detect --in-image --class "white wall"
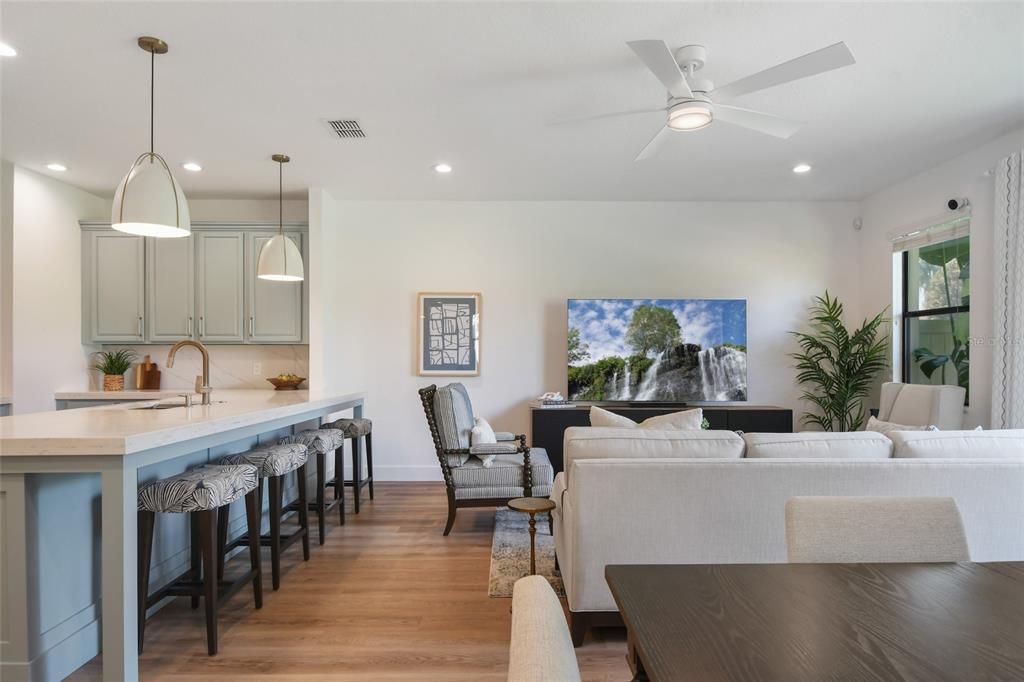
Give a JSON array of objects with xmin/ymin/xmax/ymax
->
[
  {"xmin": 11, "ymin": 167, "xmax": 106, "ymax": 413},
  {"xmin": 0, "ymin": 160, "xmax": 13, "ymax": 400},
  {"xmin": 313, "ymin": 200, "xmax": 862, "ymax": 480},
  {"xmin": 858, "ymin": 126, "xmax": 1024, "ymax": 428}
]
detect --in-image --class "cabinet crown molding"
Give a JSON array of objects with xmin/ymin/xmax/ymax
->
[{"xmin": 80, "ymin": 220, "xmax": 308, "ymax": 231}]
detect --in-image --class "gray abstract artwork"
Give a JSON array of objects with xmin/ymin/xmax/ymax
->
[{"xmin": 422, "ymin": 296, "xmax": 478, "ymax": 372}]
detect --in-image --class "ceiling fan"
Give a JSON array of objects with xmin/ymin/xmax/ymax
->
[{"xmin": 593, "ymin": 40, "xmax": 855, "ymax": 161}]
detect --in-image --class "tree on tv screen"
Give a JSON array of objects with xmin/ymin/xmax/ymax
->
[{"xmin": 624, "ymin": 304, "xmax": 682, "ymax": 355}]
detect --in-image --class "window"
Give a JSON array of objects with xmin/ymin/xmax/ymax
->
[{"xmin": 900, "ymin": 235, "xmax": 970, "ymax": 399}]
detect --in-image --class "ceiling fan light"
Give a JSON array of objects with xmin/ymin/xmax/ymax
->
[
  {"xmin": 257, "ymin": 234, "xmax": 304, "ymax": 281},
  {"xmin": 667, "ymin": 101, "xmax": 714, "ymax": 131},
  {"xmin": 112, "ymin": 153, "xmax": 191, "ymax": 238}
]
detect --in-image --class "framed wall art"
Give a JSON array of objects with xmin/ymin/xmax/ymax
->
[{"xmin": 417, "ymin": 292, "xmax": 481, "ymax": 376}]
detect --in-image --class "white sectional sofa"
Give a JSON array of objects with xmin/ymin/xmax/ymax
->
[{"xmin": 551, "ymin": 427, "xmax": 1024, "ymax": 645}]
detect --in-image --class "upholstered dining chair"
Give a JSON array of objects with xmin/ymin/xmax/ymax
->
[
  {"xmin": 419, "ymin": 383, "xmax": 554, "ymax": 535},
  {"xmin": 785, "ymin": 496, "xmax": 970, "ymax": 563}
]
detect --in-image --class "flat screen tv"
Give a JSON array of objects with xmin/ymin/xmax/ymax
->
[{"xmin": 568, "ymin": 298, "xmax": 747, "ymax": 402}]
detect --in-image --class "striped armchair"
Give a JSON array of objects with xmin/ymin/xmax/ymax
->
[{"xmin": 419, "ymin": 383, "xmax": 553, "ymax": 535}]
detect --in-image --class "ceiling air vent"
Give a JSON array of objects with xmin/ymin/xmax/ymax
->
[{"xmin": 327, "ymin": 120, "xmax": 365, "ymax": 139}]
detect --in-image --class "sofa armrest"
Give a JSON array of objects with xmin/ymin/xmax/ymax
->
[
  {"xmin": 509, "ymin": 576, "xmax": 581, "ymax": 682},
  {"xmin": 551, "ymin": 471, "xmax": 568, "ymax": 517}
]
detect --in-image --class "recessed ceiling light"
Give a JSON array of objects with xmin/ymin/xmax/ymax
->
[
  {"xmin": 792, "ymin": 163, "xmax": 812, "ymax": 174},
  {"xmin": 433, "ymin": 163, "xmax": 453, "ymax": 174},
  {"xmin": 0, "ymin": 42, "xmax": 16, "ymax": 57},
  {"xmin": 46, "ymin": 163, "xmax": 67, "ymax": 172},
  {"xmin": 182, "ymin": 162, "xmax": 202, "ymax": 172}
]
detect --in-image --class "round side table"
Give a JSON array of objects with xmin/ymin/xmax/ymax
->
[{"xmin": 508, "ymin": 497, "xmax": 556, "ymax": 575}]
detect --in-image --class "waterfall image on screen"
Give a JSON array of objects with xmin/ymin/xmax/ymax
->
[{"xmin": 568, "ymin": 299, "xmax": 747, "ymax": 402}]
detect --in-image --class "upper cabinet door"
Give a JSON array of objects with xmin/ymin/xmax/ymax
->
[
  {"xmin": 147, "ymin": 236, "xmax": 195, "ymax": 342},
  {"xmin": 246, "ymin": 232, "xmax": 304, "ymax": 343},
  {"xmin": 196, "ymin": 232, "xmax": 245, "ymax": 343},
  {"xmin": 83, "ymin": 231, "xmax": 146, "ymax": 343}
]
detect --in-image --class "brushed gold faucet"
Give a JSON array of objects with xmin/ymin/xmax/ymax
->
[{"xmin": 167, "ymin": 339, "xmax": 213, "ymax": 405}]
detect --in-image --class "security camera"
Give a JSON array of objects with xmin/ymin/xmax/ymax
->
[{"xmin": 947, "ymin": 198, "xmax": 970, "ymax": 211}]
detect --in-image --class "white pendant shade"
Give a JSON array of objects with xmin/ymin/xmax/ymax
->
[
  {"xmin": 112, "ymin": 153, "xmax": 191, "ymax": 238},
  {"xmin": 257, "ymin": 234, "xmax": 304, "ymax": 281}
]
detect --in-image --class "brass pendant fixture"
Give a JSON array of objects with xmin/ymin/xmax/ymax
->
[
  {"xmin": 111, "ymin": 36, "xmax": 191, "ymax": 238},
  {"xmin": 256, "ymin": 154, "xmax": 304, "ymax": 282}
]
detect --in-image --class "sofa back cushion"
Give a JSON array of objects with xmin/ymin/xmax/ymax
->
[
  {"xmin": 563, "ymin": 427, "xmax": 743, "ymax": 479},
  {"xmin": 743, "ymin": 431, "xmax": 892, "ymax": 459},
  {"xmin": 890, "ymin": 430, "xmax": 1024, "ymax": 459}
]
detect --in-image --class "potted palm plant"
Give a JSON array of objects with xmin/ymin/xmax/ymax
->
[
  {"xmin": 790, "ymin": 292, "xmax": 889, "ymax": 431},
  {"xmin": 91, "ymin": 348, "xmax": 138, "ymax": 391}
]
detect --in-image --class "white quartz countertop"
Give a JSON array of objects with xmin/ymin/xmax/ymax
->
[
  {"xmin": 0, "ymin": 390, "xmax": 364, "ymax": 457},
  {"xmin": 55, "ymin": 389, "xmax": 200, "ymax": 400},
  {"xmin": 0, "ymin": 396, "xmax": 11, "ymax": 405}
]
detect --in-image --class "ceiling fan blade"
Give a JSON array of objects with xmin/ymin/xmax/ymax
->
[
  {"xmin": 551, "ymin": 106, "xmax": 667, "ymax": 126},
  {"xmin": 634, "ymin": 125, "xmax": 672, "ymax": 162},
  {"xmin": 715, "ymin": 104, "xmax": 804, "ymax": 138},
  {"xmin": 712, "ymin": 42, "xmax": 855, "ymax": 101},
  {"xmin": 627, "ymin": 40, "xmax": 693, "ymax": 100}
]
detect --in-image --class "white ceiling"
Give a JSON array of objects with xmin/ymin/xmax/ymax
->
[{"xmin": 2, "ymin": 1, "xmax": 1023, "ymax": 201}]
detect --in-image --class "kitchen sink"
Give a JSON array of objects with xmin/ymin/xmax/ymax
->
[{"xmin": 131, "ymin": 400, "xmax": 225, "ymax": 410}]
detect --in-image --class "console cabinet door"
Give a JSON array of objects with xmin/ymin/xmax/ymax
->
[
  {"xmin": 245, "ymin": 231, "xmax": 304, "ymax": 343},
  {"xmin": 146, "ymin": 236, "xmax": 195, "ymax": 342},
  {"xmin": 83, "ymin": 231, "xmax": 145, "ymax": 343},
  {"xmin": 195, "ymin": 232, "xmax": 245, "ymax": 343}
]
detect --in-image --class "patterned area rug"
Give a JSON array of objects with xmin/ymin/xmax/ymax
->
[{"xmin": 488, "ymin": 507, "xmax": 564, "ymax": 598}]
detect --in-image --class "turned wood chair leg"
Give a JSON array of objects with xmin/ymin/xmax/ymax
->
[
  {"xmin": 244, "ymin": 489, "xmax": 263, "ymax": 608},
  {"xmin": 137, "ymin": 510, "xmax": 155, "ymax": 655},
  {"xmin": 269, "ymin": 475, "xmax": 282, "ymax": 590},
  {"xmin": 197, "ymin": 509, "xmax": 219, "ymax": 655}
]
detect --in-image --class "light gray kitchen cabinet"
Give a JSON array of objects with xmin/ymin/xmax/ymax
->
[
  {"xmin": 146, "ymin": 236, "xmax": 195, "ymax": 342},
  {"xmin": 82, "ymin": 231, "xmax": 146, "ymax": 343},
  {"xmin": 245, "ymin": 232, "xmax": 304, "ymax": 343},
  {"xmin": 195, "ymin": 231, "xmax": 245, "ymax": 343}
]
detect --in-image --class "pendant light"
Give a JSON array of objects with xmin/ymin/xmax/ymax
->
[
  {"xmin": 111, "ymin": 37, "xmax": 191, "ymax": 238},
  {"xmin": 257, "ymin": 155, "xmax": 304, "ymax": 282}
]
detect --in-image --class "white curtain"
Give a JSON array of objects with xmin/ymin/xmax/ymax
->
[{"xmin": 992, "ymin": 148, "xmax": 1024, "ymax": 428}]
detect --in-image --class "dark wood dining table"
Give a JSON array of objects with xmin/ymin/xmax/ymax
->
[{"xmin": 605, "ymin": 562, "xmax": 1024, "ymax": 682}]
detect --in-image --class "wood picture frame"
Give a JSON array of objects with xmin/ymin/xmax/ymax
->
[{"xmin": 416, "ymin": 292, "xmax": 481, "ymax": 376}]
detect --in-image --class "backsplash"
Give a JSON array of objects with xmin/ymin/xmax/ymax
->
[{"xmin": 88, "ymin": 345, "xmax": 309, "ymax": 391}]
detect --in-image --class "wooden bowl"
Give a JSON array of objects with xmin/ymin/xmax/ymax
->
[{"xmin": 267, "ymin": 376, "xmax": 306, "ymax": 390}]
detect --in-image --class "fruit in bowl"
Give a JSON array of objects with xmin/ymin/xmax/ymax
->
[{"xmin": 267, "ymin": 374, "xmax": 306, "ymax": 390}]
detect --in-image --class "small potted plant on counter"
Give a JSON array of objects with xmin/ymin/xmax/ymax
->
[{"xmin": 91, "ymin": 348, "xmax": 138, "ymax": 392}]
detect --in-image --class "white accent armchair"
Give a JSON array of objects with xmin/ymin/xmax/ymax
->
[{"xmin": 878, "ymin": 382, "xmax": 966, "ymax": 430}]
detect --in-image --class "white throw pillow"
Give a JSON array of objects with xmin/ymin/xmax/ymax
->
[
  {"xmin": 471, "ymin": 418, "xmax": 498, "ymax": 467},
  {"xmin": 638, "ymin": 408, "xmax": 703, "ymax": 431},
  {"xmin": 589, "ymin": 405, "xmax": 703, "ymax": 430},
  {"xmin": 865, "ymin": 415, "xmax": 938, "ymax": 435}
]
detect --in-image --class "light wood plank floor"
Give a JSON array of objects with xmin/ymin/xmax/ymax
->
[{"xmin": 70, "ymin": 482, "xmax": 629, "ymax": 681}]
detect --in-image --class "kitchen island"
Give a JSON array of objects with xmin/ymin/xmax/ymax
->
[{"xmin": 0, "ymin": 389, "xmax": 364, "ymax": 682}]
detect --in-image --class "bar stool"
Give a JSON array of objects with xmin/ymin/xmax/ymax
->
[
  {"xmin": 322, "ymin": 417, "xmax": 374, "ymax": 514},
  {"xmin": 278, "ymin": 428, "xmax": 346, "ymax": 543},
  {"xmin": 137, "ymin": 463, "xmax": 262, "ymax": 656},
  {"xmin": 220, "ymin": 443, "xmax": 310, "ymax": 591}
]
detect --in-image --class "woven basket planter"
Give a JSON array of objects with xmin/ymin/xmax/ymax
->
[{"xmin": 103, "ymin": 374, "xmax": 125, "ymax": 391}]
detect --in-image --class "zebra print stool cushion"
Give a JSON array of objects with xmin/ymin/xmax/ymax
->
[
  {"xmin": 321, "ymin": 417, "xmax": 372, "ymax": 439},
  {"xmin": 221, "ymin": 443, "xmax": 308, "ymax": 478},
  {"xmin": 279, "ymin": 428, "xmax": 344, "ymax": 455},
  {"xmin": 138, "ymin": 464, "xmax": 258, "ymax": 514}
]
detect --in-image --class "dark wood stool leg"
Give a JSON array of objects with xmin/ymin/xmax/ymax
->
[
  {"xmin": 297, "ymin": 463, "xmax": 311, "ymax": 561},
  {"xmin": 366, "ymin": 432, "xmax": 374, "ymax": 500},
  {"xmin": 315, "ymin": 450, "xmax": 326, "ymax": 544},
  {"xmin": 216, "ymin": 506, "xmax": 229, "ymax": 580},
  {"xmin": 352, "ymin": 436, "xmax": 362, "ymax": 514},
  {"xmin": 244, "ymin": 488, "xmax": 263, "ymax": 608},
  {"xmin": 190, "ymin": 512, "xmax": 201, "ymax": 609},
  {"xmin": 197, "ymin": 509, "xmax": 219, "ymax": 655},
  {"xmin": 334, "ymin": 446, "xmax": 345, "ymax": 526},
  {"xmin": 269, "ymin": 475, "xmax": 282, "ymax": 590},
  {"xmin": 137, "ymin": 510, "xmax": 155, "ymax": 654}
]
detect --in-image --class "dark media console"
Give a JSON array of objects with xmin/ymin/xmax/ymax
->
[{"xmin": 531, "ymin": 404, "xmax": 793, "ymax": 473}]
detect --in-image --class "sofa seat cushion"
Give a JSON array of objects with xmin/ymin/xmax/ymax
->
[
  {"xmin": 743, "ymin": 431, "xmax": 892, "ymax": 459},
  {"xmin": 451, "ymin": 448, "xmax": 553, "ymax": 499},
  {"xmin": 890, "ymin": 430, "xmax": 1024, "ymax": 458}
]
